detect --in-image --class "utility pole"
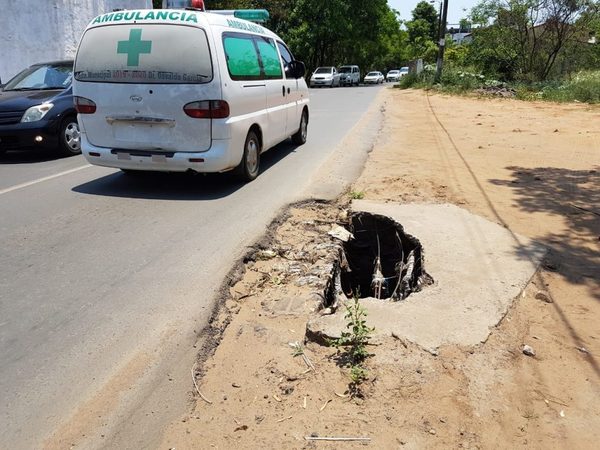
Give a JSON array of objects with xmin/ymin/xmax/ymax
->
[{"xmin": 434, "ymin": 0, "xmax": 449, "ymax": 83}]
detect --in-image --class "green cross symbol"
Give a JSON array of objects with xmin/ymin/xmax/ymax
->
[{"xmin": 117, "ymin": 29, "xmax": 152, "ymax": 66}]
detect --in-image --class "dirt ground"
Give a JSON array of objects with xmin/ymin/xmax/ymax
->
[{"xmin": 161, "ymin": 90, "xmax": 600, "ymax": 449}]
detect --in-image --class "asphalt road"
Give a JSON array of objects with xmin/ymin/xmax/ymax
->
[{"xmin": 0, "ymin": 84, "xmax": 385, "ymax": 449}]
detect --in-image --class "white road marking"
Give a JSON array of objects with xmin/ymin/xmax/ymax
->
[{"xmin": 0, "ymin": 164, "xmax": 92, "ymax": 196}]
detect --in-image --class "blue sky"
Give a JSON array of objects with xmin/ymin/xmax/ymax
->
[{"xmin": 388, "ymin": 0, "xmax": 478, "ymax": 25}]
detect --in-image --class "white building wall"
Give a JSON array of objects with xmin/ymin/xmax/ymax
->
[{"xmin": 0, "ymin": 0, "xmax": 152, "ymax": 82}]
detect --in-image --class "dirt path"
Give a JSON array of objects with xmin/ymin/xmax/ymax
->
[{"xmin": 162, "ymin": 90, "xmax": 599, "ymax": 449}]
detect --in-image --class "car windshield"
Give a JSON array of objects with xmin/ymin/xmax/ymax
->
[
  {"xmin": 388, "ymin": 70, "xmax": 399, "ymax": 74},
  {"xmin": 400, "ymin": 67, "xmax": 409, "ymax": 73},
  {"xmin": 339, "ymin": 67, "xmax": 352, "ymax": 73},
  {"xmin": 367, "ymin": 72, "xmax": 379, "ymax": 76},
  {"xmin": 315, "ymin": 67, "xmax": 332, "ymax": 74},
  {"xmin": 4, "ymin": 63, "xmax": 72, "ymax": 91}
]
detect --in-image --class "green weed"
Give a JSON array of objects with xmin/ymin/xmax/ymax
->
[
  {"xmin": 349, "ymin": 190, "xmax": 365, "ymax": 200},
  {"xmin": 331, "ymin": 295, "xmax": 375, "ymax": 391}
]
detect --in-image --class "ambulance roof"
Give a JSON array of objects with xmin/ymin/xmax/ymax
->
[{"xmin": 85, "ymin": 9, "xmax": 280, "ymax": 41}]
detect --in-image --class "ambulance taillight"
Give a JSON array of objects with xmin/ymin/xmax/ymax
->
[{"xmin": 74, "ymin": 97, "xmax": 97, "ymax": 114}]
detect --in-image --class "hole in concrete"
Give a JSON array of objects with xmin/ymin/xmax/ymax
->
[{"xmin": 339, "ymin": 212, "xmax": 432, "ymax": 300}]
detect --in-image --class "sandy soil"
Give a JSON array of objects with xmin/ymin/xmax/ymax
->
[{"xmin": 161, "ymin": 90, "xmax": 599, "ymax": 449}]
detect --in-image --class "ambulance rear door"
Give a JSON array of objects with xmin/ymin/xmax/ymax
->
[{"xmin": 74, "ymin": 21, "xmax": 219, "ymax": 153}]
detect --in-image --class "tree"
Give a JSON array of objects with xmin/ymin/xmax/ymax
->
[
  {"xmin": 403, "ymin": 1, "xmax": 440, "ymax": 62},
  {"xmin": 153, "ymin": 0, "xmax": 409, "ymax": 73},
  {"xmin": 412, "ymin": 1, "xmax": 440, "ymax": 41},
  {"xmin": 406, "ymin": 19, "xmax": 438, "ymax": 60},
  {"xmin": 468, "ymin": 0, "xmax": 600, "ymax": 80},
  {"xmin": 284, "ymin": 0, "xmax": 406, "ymax": 73}
]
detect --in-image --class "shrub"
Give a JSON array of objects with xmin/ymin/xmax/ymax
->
[{"xmin": 515, "ymin": 71, "xmax": 600, "ymax": 104}]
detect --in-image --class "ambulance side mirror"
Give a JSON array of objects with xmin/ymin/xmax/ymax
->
[{"xmin": 290, "ymin": 61, "xmax": 306, "ymax": 79}]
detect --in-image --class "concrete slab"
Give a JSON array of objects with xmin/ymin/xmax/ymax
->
[{"xmin": 307, "ymin": 201, "xmax": 546, "ymax": 351}]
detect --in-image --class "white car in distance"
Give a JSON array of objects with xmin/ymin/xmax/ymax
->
[
  {"xmin": 386, "ymin": 69, "xmax": 400, "ymax": 82},
  {"xmin": 309, "ymin": 66, "xmax": 340, "ymax": 88},
  {"xmin": 364, "ymin": 71, "xmax": 385, "ymax": 84}
]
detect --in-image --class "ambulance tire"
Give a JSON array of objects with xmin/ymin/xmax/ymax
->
[
  {"xmin": 236, "ymin": 130, "xmax": 260, "ymax": 182},
  {"xmin": 292, "ymin": 110, "xmax": 308, "ymax": 146},
  {"xmin": 58, "ymin": 115, "xmax": 82, "ymax": 156}
]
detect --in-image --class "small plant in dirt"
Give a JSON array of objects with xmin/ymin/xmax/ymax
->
[
  {"xmin": 349, "ymin": 190, "xmax": 365, "ymax": 200},
  {"xmin": 289, "ymin": 341, "xmax": 304, "ymax": 357},
  {"xmin": 331, "ymin": 295, "xmax": 374, "ymax": 394},
  {"xmin": 269, "ymin": 274, "xmax": 283, "ymax": 286}
]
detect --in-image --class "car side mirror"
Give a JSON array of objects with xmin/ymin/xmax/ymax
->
[{"xmin": 290, "ymin": 61, "xmax": 306, "ymax": 79}]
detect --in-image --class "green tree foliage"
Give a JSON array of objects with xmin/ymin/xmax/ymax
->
[
  {"xmin": 406, "ymin": 19, "xmax": 438, "ymax": 60},
  {"xmin": 445, "ymin": 37, "xmax": 471, "ymax": 67},
  {"xmin": 404, "ymin": 1, "xmax": 440, "ymax": 62},
  {"xmin": 153, "ymin": 0, "xmax": 409, "ymax": 72},
  {"xmin": 284, "ymin": 0, "xmax": 407, "ymax": 73},
  {"xmin": 468, "ymin": 0, "xmax": 600, "ymax": 81},
  {"xmin": 412, "ymin": 0, "xmax": 440, "ymax": 40}
]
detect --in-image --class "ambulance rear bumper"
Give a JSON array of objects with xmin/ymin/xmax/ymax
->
[{"xmin": 81, "ymin": 135, "xmax": 239, "ymax": 173}]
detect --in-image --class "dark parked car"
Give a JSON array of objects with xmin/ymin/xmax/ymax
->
[{"xmin": 0, "ymin": 61, "xmax": 80, "ymax": 157}]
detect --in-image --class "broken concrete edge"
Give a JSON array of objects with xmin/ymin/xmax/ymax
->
[
  {"xmin": 395, "ymin": 264, "xmax": 548, "ymax": 357},
  {"xmin": 306, "ymin": 268, "xmax": 545, "ymax": 357},
  {"xmin": 305, "ymin": 304, "xmax": 440, "ymax": 357},
  {"xmin": 479, "ymin": 264, "xmax": 549, "ymax": 347},
  {"xmin": 189, "ymin": 198, "xmax": 343, "ymax": 387}
]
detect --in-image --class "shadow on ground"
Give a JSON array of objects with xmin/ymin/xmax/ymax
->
[
  {"xmin": 490, "ymin": 166, "xmax": 600, "ymax": 301},
  {"xmin": 71, "ymin": 140, "xmax": 299, "ymax": 201},
  {"xmin": 0, "ymin": 149, "xmax": 67, "ymax": 164}
]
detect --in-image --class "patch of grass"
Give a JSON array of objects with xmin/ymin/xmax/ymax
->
[
  {"xmin": 402, "ymin": 66, "xmax": 600, "ymax": 105},
  {"xmin": 398, "ymin": 66, "xmax": 488, "ymax": 93},
  {"xmin": 398, "ymin": 72, "xmax": 426, "ymax": 89},
  {"xmin": 440, "ymin": 69, "xmax": 488, "ymax": 92},
  {"xmin": 349, "ymin": 190, "xmax": 365, "ymax": 200},
  {"xmin": 515, "ymin": 71, "xmax": 600, "ymax": 104}
]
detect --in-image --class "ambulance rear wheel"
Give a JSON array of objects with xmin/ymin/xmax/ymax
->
[
  {"xmin": 236, "ymin": 130, "xmax": 260, "ymax": 182},
  {"xmin": 292, "ymin": 110, "xmax": 308, "ymax": 146}
]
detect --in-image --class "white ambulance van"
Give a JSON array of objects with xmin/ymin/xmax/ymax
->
[{"xmin": 72, "ymin": 6, "xmax": 309, "ymax": 181}]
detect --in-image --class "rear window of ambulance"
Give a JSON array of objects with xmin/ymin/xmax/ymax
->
[{"xmin": 74, "ymin": 24, "xmax": 213, "ymax": 84}]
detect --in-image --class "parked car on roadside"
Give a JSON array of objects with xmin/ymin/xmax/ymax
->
[
  {"xmin": 309, "ymin": 66, "xmax": 340, "ymax": 88},
  {"xmin": 364, "ymin": 71, "xmax": 385, "ymax": 84},
  {"xmin": 338, "ymin": 65, "xmax": 360, "ymax": 86},
  {"xmin": 399, "ymin": 66, "xmax": 410, "ymax": 77},
  {"xmin": 0, "ymin": 61, "xmax": 80, "ymax": 157},
  {"xmin": 386, "ymin": 69, "xmax": 400, "ymax": 82}
]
